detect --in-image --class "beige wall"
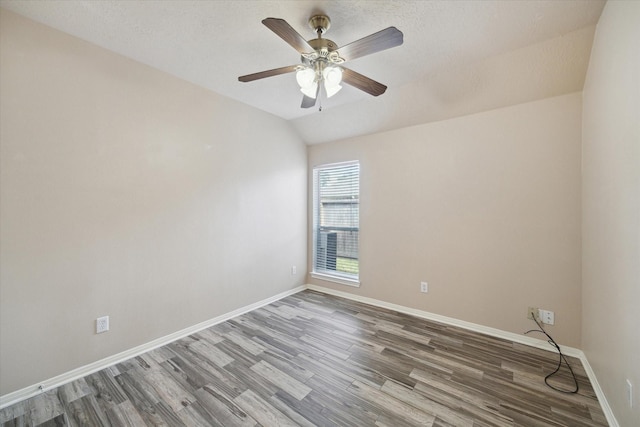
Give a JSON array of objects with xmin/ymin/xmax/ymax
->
[
  {"xmin": 308, "ymin": 93, "xmax": 583, "ymax": 347},
  {"xmin": 582, "ymin": 1, "xmax": 640, "ymax": 424},
  {"xmin": 0, "ymin": 10, "xmax": 307, "ymax": 395}
]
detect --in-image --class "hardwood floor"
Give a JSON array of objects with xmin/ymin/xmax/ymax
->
[{"xmin": 0, "ymin": 290, "xmax": 608, "ymax": 426}]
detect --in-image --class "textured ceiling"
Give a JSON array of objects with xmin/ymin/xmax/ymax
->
[{"xmin": 0, "ymin": 0, "xmax": 605, "ymax": 144}]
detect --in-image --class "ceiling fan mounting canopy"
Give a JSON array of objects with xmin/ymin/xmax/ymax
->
[
  {"xmin": 308, "ymin": 14, "xmax": 331, "ymax": 35},
  {"xmin": 238, "ymin": 14, "xmax": 403, "ymax": 109}
]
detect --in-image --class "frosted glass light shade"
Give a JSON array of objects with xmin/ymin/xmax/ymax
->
[
  {"xmin": 300, "ymin": 82, "xmax": 318, "ymax": 98},
  {"xmin": 323, "ymin": 66, "xmax": 342, "ymax": 85},
  {"xmin": 296, "ymin": 68, "xmax": 318, "ymax": 99},
  {"xmin": 325, "ymin": 83, "xmax": 342, "ymax": 98},
  {"xmin": 296, "ymin": 68, "xmax": 315, "ymax": 87},
  {"xmin": 323, "ymin": 66, "xmax": 343, "ymax": 98}
]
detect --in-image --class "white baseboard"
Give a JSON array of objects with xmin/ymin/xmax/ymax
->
[
  {"xmin": 305, "ymin": 284, "xmax": 619, "ymax": 427},
  {"xmin": 578, "ymin": 352, "xmax": 620, "ymax": 427},
  {"xmin": 0, "ymin": 285, "xmax": 306, "ymax": 410}
]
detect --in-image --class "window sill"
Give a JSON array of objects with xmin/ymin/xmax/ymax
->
[{"xmin": 310, "ymin": 272, "xmax": 361, "ymax": 288}]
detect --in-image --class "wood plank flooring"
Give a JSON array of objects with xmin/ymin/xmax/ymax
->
[{"xmin": 0, "ymin": 290, "xmax": 608, "ymax": 426}]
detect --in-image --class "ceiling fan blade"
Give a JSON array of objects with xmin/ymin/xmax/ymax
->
[
  {"xmin": 238, "ymin": 65, "xmax": 298, "ymax": 82},
  {"xmin": 301, "ymin": 84, "xmax": 320, "ymax": 109},
  {"xmin": 342, "ymin": 67, "xmax": 387, "ymax": 96},
  {"xmin": 301, "ymin": 95, "xmax": 316, "ymax": 109},
  {"xmin": 262, "ymin": 18, "xmax": 314, "ymax": 54},
  {"xmin": 336, "ymin": 27, "xmax": 403, "ymax": 62}
]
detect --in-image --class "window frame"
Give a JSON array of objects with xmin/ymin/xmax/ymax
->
[{"xmin": 311, "ymin": 160, "xmax": 361, "ymax": 287}]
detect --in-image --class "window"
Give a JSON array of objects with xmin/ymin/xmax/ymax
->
[{"xmin": 312, "ymin": 161, "xmax": 360, "ymax": 285}]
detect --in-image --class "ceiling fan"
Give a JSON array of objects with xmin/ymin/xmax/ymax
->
[{"xmin": 238, "ymin": 15, "xmax": 403, "ymax": 109}]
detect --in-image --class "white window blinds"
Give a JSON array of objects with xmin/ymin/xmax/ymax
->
[{"xmin": 312, "ymin": 161, "xmax": 360, "ymax": 281}]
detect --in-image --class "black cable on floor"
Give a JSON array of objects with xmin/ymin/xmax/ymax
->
[{"xmin": 525, "ymin": 316, "xmax": 579, "ymax": 394}]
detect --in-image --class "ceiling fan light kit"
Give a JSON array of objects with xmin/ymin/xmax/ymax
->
[
  {"xmin": 296, "ymin": 61, "xmax": 343, "ymax": 100},
  {"xmin": 238, "ymin": 14, "xmax": 403, "ymax": 109}
]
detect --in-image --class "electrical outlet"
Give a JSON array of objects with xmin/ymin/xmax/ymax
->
[
  {"xmin": 539, "ymin": 309, "xmax": 555, "ymax": 325},
  {"xmin": 420, "ymin": 281, "xmax": 428, "ymax": 293},
  {"xmin": 96, "ymin": 316, "xmax": 109, "ymax": 334},
  {"xmin": 527, "ymin": 307, "xmax": 539, "ymax": 320},
  {"xmin": 627, "ymin": 379, "xmax": 633, "ymax": 408},
  {"xmin": 291, "ymin": 266, "xmax": 297, "ymax": 275}
]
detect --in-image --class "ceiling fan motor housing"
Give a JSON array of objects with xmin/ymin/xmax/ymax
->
[{"xmin": 303, "ymin": 38, "xmax": 343, "ymax": 64}]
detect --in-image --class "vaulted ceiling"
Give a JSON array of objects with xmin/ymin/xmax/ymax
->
[{"xmin": 0, "ymin": 0, "xmax": 605, "ymax": 144}]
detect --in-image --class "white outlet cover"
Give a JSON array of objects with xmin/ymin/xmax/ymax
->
[
  {"xmin": 420, "ymin": 282, "xmax": 428, "ymax": 293},
  {"xmin": 96, "ymin": 316, "xmax": 109, "ymax": 334},
  {"xmin": 538, "ymin": 309, "xmax": 555, "ymax": 325}
]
